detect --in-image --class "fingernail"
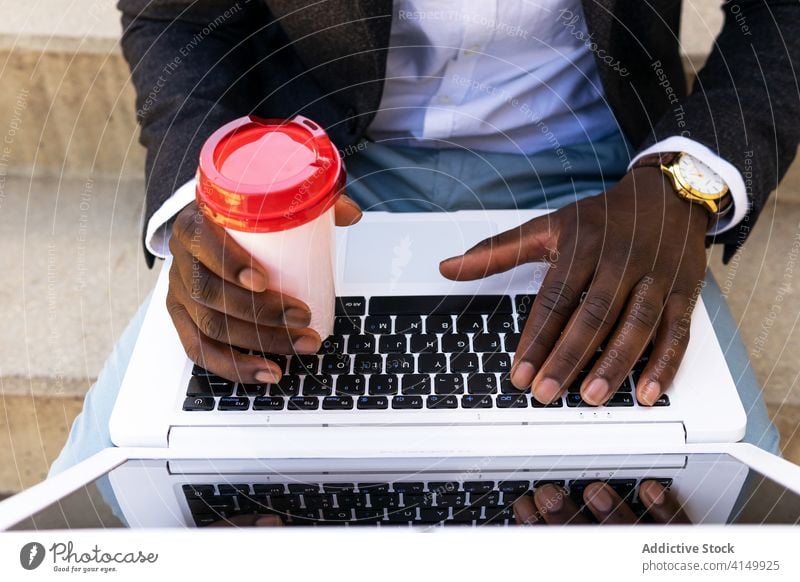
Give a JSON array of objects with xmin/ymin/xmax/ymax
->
[
  {"xmin": 533, "ymin": 377, "xmax": 561, "ymax": 404},
  {"xmin": 238, "ymin": 268, "xmax": 267, "ymax": 292},
  {"xmin": 255, "ymin": 515, "xmax": 282, "ymax": 527},
  {"xmin": 511, "ymin": 361, "xmax": 536, "ymax": 389},
  {"xmin": 283, "ymin": 307, "xmax": 311, "ymax": 327},
  {"xmin": 293, "ymin": 335, "xmax": 321, "ymax": 353},
  {"xmin": 255, "ymin": 368, "xmax": 280, "ymax": 384},
  {"xmin": 639, "ymin": 481, "xmax": 666, "ymax": 506},
  {"xmin": 586, "ymin": 484, "xmax": 614, "ymax": 513},
  {"xmin": 639, "ymin": 380, "xmax": 661, "ymax": 406},
  {"xmin": 583, "ymin": 377, "xmax": 610, "ymax": 405},
  {"xmin": 534, "ymin": 484, "xmax": 564, "ymax": 513}
]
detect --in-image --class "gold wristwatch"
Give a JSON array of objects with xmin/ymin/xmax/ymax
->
[{"xmin": 632, "ymin": 151, "xmax": 732, "ymax": 222}]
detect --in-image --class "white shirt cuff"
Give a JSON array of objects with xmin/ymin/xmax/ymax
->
[
  {"xmin": 628, "ymin": 136, "xmax": 748, "ymax": 235},
  {"xmin": 145, "ymin": 178, "xmax": 196, "ymax": 259}
]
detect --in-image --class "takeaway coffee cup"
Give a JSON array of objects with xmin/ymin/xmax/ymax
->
[{"xmin": 196, "ymin": 115, "xmax": 345, "ymax": 339}]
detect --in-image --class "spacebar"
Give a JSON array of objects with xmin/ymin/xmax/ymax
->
[{"xmin": 369, "ymin": 295, "xmax": 512, "ymax": 315}]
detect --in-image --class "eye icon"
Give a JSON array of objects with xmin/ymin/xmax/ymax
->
[{"xmin": 20, "ymin": 542, "xmax": 46, "ymax": 570}]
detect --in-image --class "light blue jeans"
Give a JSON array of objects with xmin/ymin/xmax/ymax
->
[{"xmin": 49, "ymin": 132, "xmax": 780, "ymax": 475}]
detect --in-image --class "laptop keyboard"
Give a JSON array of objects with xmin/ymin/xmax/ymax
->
[
  {"xmin": 182, "ymin": 477, "xmax": 674, "ymax": 527},
  {"xmin": 182, "ymin": 295, "xmax": 669, "ymax": 413}
]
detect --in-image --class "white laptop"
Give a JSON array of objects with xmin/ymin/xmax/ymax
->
[
  {"xmin": 109, "ymin": 209, "xmax": 746, "ymax": 459},
  {"xmin": 1, "ymin": 443, "xmax": 799, "ymax": 530}
]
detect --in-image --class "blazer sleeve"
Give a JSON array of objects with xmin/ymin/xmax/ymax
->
[
  {"xmin": 118, "ymin": 0, "xmax": 271, "ymax": 267},
  {"xmin": 637, "ymin": 0, "xmax": 800, "ymax": 263}
]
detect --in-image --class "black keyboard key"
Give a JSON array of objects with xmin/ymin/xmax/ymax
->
[
  {"xmin": 410, "ymin": 334, "xmax": 439, "ymax": 353},
  {"xmin": 456, "ymin": 314, "xmax": 484, "ymax": 333},
  {"xmin": 369, "ymin": 374, "xmax": 398, "ymax": 395},
  {"xmin": 183, "ymin": 396, "xmax": 215, "ymax": 411},
  {"xmin": 483, "ymin": 506, "xmax": 513, "ymax": 522},
  {"xmin": 336, "ymin": 375, "xmax": 366, "ymax": 395},
  {"xmin": 392, "ymin": 395, "xmax": 423, "ymax": 409},
  {"xmin": 369, "ymin": 295, "xmax": 512, "ymax": 316},
  {"xmin": 403, "ymin": 494, "xmax": 432, "ymax": 509},
  {"xmin": 461, "ymin": 394, "xmax": 492, "ymax": 408},
  {"xmin": 321, "ymin": 354, "xmax": 351, "ymax": 375},
  {"xmin": 357, "ymin": 396, "xmax": 388, "ymax": 410},
  {"xmin": 378, "ymin": 334, "xmax": 406, "ymax": 353},
  {"xmin": 500, "ymin": 376, "xmax": 524, "ymax": 393},
  {"xmin": 401, "ymin": 374, "xmax": 431, "ymax": 395},
  {"xmin": 514, "ymin": 295, "xmax": 536, "ymax": 317},
  {"xmin": 385, "ymin": 353, "xmax": 414, "ymax": 374},
  {"xmin": 371, "ymin": 493, "xmax": 400, "ymax": 509},
  {"xmin": 473, "ymin": 333, "xmax": 502, "ymax": 352},
  {"xmin": 393, "ymin": 482, "xmax": 424, "ymax": 494},
  {"xmin": 617, "ymin": 376, "xmax": 633, "ymax": 393},
  {"xmin": 434, "ymin": 374, "xmax": 465, "ymax": 394},
  {"xmin": 364, "ymin": 315, "xmax": 392, "ymax": 334},
  {"xmin": 425, "ymin": 315, "xmax": 453, "ymax": 334},
  {"xmin": 652, "ymin": 394, "xmax": 670, "ymax": 406},
  {"xmin": 471, "ymin": 491, "xmax": 501, "ymax": 506},
  {"xmin": 417, "ymin": 353, "xmax": 447, "ymax": 373},
  {"xmin": 386, "ymin": 508, "xmax": 417, "ymax": 523},
  {"xmin": 497, "ymin": 393, "xmax": 528, "ymax": 408},
  {"xmin": 498, "ymin": 480, "xmax": 530, "ymax": 494},
  {"xmin": 436, "ymin": 493, "xmax": 467, "ymax": 508},
  {"xmin": 354, "ymin": 354, "xmax": 383, "ymax": 374},
  {"xmin": 355, "ymin": 508, "xmax": 384, "ymax": 523},
  {"xmin": 322, "ymin": 508, "xmax": 353, "ymax": 522},
  {"xmin": 450, "ymin": 353, "xmax": 479, "ymax": 373},
  {"xmin": 467, "ymin": 374, "xmax": 497, "ymax": 394},
  {"xmin": 187, "ymin": 376, "xmax": 234, "ymax": 397},
  {"xmin": 322, "ymin": 395, "xmax": 354, "ymax": 410},
  {"xmin": 428, "ymin": 481, "xmax": 460, "ymax": 494},
  {"xmin": 336, "ymin": 296, "xmax": 366, "ymax": 316},
  {"xmin": 607, "ymin": 393, "xmax": 634, "ymax": 407},
  {"xmin": 253, "ymin": 396, "xmax": 285, "ymax": 410},
  {"xmin": 269, "ymin": 374, "xmax": 302, "ymax": 397},
  {"xmin": 358, "ymin": 483, "xmax": 390, "ymax": 493},
  {"xmin": 349, "ymin": 335, "xmax": 376, "ymax": 354},
  {"xmin": 463, "ymin": 481, "xmax": 494, "ymax": 494},
  {"xmin": 426, "ymin": 394, "xmax": 458, "ymax": 409},
  {"xmin": 322, "ymin": 483, "xmax": 355, "ymax": 493},
  {"xmin": 566, "ymin": 394, "xmax": 589, "ymax": 407},
  {"xmin": 218, "ymin": 396, "xmax": 250, "ymax": 411},
  {"xmin": 334, "ymin": 316, "xmax": 361, "ymax": 335},
  {"xmin": 441, "ymin": 333, "xmax": 470, "ymax": 353},
  {"xmin": 304, "ymin": 494, "xmax": 335, "ymax": 511},
  {"xmin": 253, "ymin": 484, "xmax": 286, "ymax": 495},
  {"xmin": 395, "ymin": 316, "xmax": 423, "ymax": 334},
  {"xmin": 487, "ymin": 314, "xmax": 515, "ymax": 333},
  {"xmin": 218, "ymin": 483, "xmax": 250, "ymax": 495},
  {"xmin": 191, "ymin": 364, "xmax": 213, "ymax": 376},
  {"xmin": 288, "ymin": 396, "xmax": 319, "ymax": 410},
  {"xmin": 504, "ymin": 333, "xmax": 521, "ymax": 352},
  {"xmin": 183, "ymin": 484, "xmax": 215, "ymax": 499},
  {"xmin": 237, "ymin": 383, "xmax": 267, "ymax": 396},
  {"xmin": 318, "ymin": 335, "xmax": 345, "ymax": 355},
  {"xmin": 482, "ymin": 352, "xmax": 511, "ymax": 373},
  {"xmin": 303, "ymin": 375, "xmax": 333, "ymax": 396},
  {"xmin": 289, "ymin": 355, "xmax": 319, "ymax": 375},
  {"xmin": 419, "ymin": 508, "xmax": 450, "ymax": 523},
  {"xmin": 288, "ymin": 484, "xmax": 319, "ymax": 495},
  {"xmin": 607, "ymin": 479, "xmax": 637, "ymax": 501},
  {"xmin": 531, "ymin": 397, "xmax": 563, "ymax": 408},
  {"xmin": 452, "ymin": 506, "xmax": 482, "ymax": 522},
  {"xmin": 337, "ymin": 494, "xmax": 368, "ymax": 509}
]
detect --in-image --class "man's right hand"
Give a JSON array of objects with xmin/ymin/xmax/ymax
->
[{"xmin": 166, "ymin": 195, "xmax": 363, "ymax": 383}]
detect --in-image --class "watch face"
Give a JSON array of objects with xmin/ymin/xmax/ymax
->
[{"xmin": 677, "ymin": 154, "xmax": 726, "ymax": 196}]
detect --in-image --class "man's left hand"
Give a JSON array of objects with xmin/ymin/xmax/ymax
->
[{"xmin": 440, "ymin": 166, "xmax": 709, "ymax": 406}]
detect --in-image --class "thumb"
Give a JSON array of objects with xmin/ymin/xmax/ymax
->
[
  {"xmin": 439, "ymin": 216, "xmax": 557, "ymax": 281},
  {"xmin": 334, "ymin": 194, "xmax": 363, "ymax": 226}
]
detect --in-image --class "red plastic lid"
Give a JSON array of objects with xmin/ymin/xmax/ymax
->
[{"xmin": 196, "ymin": 115, "xmax": 345, "ymax": 232}]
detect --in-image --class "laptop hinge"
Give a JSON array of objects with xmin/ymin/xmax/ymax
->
[{"xmin": 168, "ymin": 422, "xmax": 686, "ymax": 458}]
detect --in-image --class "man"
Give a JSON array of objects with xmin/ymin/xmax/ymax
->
[{"xmin": 51, "ymin": 0, "xmax": 797, "ymax": 473}]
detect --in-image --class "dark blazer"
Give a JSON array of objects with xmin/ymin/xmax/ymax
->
[{"xmin": 118, "ymin": 0, "xmax": 800, "ymax": 268}]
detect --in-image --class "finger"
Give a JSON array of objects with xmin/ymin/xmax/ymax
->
[
  {"xmin": 639, "ymin": 480, "xmax": 690, "ymax": 524},
  {"xmin": 171, "ymin": 201, "xmax": 268, "ymax": 292},
  {"xmin": 334, "ymin": 194, "xmax": 363, "ymax": 226},
  {"xmin": 172, "ymin": 242, "xmax": 311, "ymax": 328},
  {"xmin": 438, "ymin": 216, "xmax": 557, "ymax": 281},
  {"xmin": 533, "ymin": 484, "xmax": 590, "ymax": 525},
  {"xmin": 583, "ymin": 482, "xmax": 638, "ymax": 524},
  {"xmin": 166, "ymin": 288, "xmax": 283, "ymax": 384},
  {"xmin": 512, "ymin": 493, "xmax": 543, "ymax": 525},
  {"xmin": 532, "ymin": 272, "xmax": 631, "ymax": 404},
  {"xmin": 580, "ymin": 274, "xmax": 666, "ymax": 405},
  {"xmin": 635, "ymin": 292, "xmax": 693, "ymax": 406},
  {"xmin": 510, "ymin": 244, "xmax": 594, "ymax": 390},
  {"xmin": 170, "ymin": 268, "xmax": 321, "ymax": 355}
]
